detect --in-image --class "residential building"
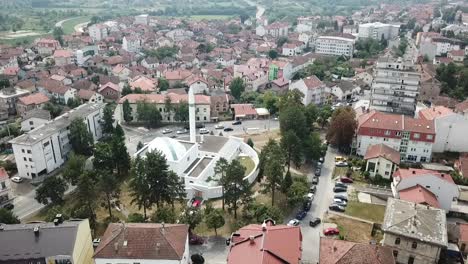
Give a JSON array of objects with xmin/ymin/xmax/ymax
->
[
  {"xmin": 129, "ymin": 75, "xmax": 157, "ymax": 93},
  {"xmin": 88, "ymin": 24, "xmax": 108, "ymax": 42},
  {"xmin": 141, "ymin": 57, "xmax": 159, "ymax": 69},
  {"xmin": 315, "ymin": 36, "xmax": 355, "ymax": 57},
  {"xmin": 186, "ymin": 76, "xmax": 209, "ymax": 94},
  {"xmin": 98, "ymin": 82, "xmax": 121, "ymax": 101},
  {"xmin": 16, "ymin": 93, "xmax": 50, "ymax": 116},
  {"xmin": 20, "ymin": 109, "xmax": 51, "ymax": 132},
  {"xmin": 325, "ymin": 80, "xmax": 361, "ymax": 101},
  {"xmin": 448, "ymin": 49, "xmax": 465, "ymax": 62},
  {"xmin": 419, "ymin": 36, "xmax": 461, "ymax": 60},
  {"xmin": 123, "ymin": 35, "xmax": 142, "ymax": 53},
  {"xmin": 364, "ymin": 143, "xmax": 400, "ymax": 178},
  {"xmin": 78, "ymin": 89, "xmax": 104, "ymax": 104},
  {"xmin": 134, "ymin": 14, "xmax": 149, "ymax": 25},
  {"xmin": 370, "ymin": 57, "xmax": 420, "ymax": 116},
  {"xmin": 382, "ymin": 198, "xmax": 447, "ymax": 264},
  {"xmin": 0, "ymin": 167, "xmax": 10, "ymax": 206},
  {"xmin": 0, "ymin": 219, "xmax": 94, "ymax": 264},
  {"xmin": 418, "ymin": 63, "xmax": 441, "ymax": 102},
  {"xmin": 10, "ymin": 103, "xmax": 104, "ymax": 180},
  {"xmin": 289, "ymin": 75, "xmax": 326, "ymax": 105},
  {"xmin": 37, "ymin": 81, "xmax": 76, "ymax": 105},
  {"xmin": 94, "ymin": 223, "xmax": 189, "ymax": 264},
  {"xmin": 419, "ymin": 106, "xmax": 468, "ymax": 153},
  {"xmin": 117, "ymin": 93, "xmax": 211, "ymax": 123},
  {"xmin": 231, "ymin": 104, "xmax": 258, "ymax": 120},
  {"xmin": 355, "ymin": 110, "xmax": 435, "ymax": 163},
  {"xmin": 282, "ymin": 41, "xmax": 304, "ymax": 56},
  {"xmin": 392, "ymin": 168, "xmax": 459, "ymax": 211},
  {"xmin": 35, "ymin": 38, "xmax": 61, "ymax": 55},
  {"xmin": 0, "ymin": 87, "xmax": 30, "ymax": 115},
  {"xmin": 53, "ymin": 49, "xmax": 74, "ymax": 66},
  {"xmin": 358, "ymin": 22, "xmax": 400, "ymax": 40},
  {"xmin": 256, "ymin": 22, "xmax": 289, "ymax": 37},
  {"xmin": 227, "ymin": 219, "xmax": 302, "ymax": 264},
  {"xmin": 296, "ymin": 16, "xmax": 320, "ymax": 33},
  {"xmin": 319, "ymin": 237, "xmax": 396, "ymax": 264}
]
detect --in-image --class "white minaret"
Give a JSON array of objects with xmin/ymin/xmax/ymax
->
[{"xmin": 188, "ymin": 87, "xmax": 196, "ymax": 143}]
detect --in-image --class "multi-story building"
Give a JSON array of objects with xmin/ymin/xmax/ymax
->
[
  {"xmin": 88, "ymin": 24, "xmax": 109, "ymax": 42},
  {"xmin": 289, "ymin": 75, "xmax": 327, "ymax": 105},
  {"xmin": 9, "ymin": 103, "xmax": 104, "ymax": 180},
  {"xmin": 370, "ymin": 57, "xmax": 420, "ymax": 116},
  {"xmin": 382, "ymin": 198, "xmax": 447, "ymax": 264},
  {"xmin": 35, "ymin": 38, "xmax": 61, "ymax": 55},
  {"xmin": 0, "ymin": 167, "xmax": 10, "ymax": 206},
  {"xmin": 0, "ymin": 219, "xmax": 95, "ymax": 264},
  {"xmin": 134, "ymin": 14, "xmax": 149, "ymax": 25},
  {"xmin": 419, "ymin": 36, "xmax": 461, "ymax": 60},
  {"xmin": 358, "ymin": 22, "xmax": 400, "ymax": 40},
  {"xmin": 355, "ymin": 110, "xmax": 435, "ymax": 163},
  {"xmin": 0, "ymin": 87, "xmax": 30, "ymax": 116},
  {"xmin": 122, "ymin": 35, "xmax": 142, "ymax": 53},
  {"xmin": 315, "ymin": 36, "xmax": 355, "ymax": 57},
  {"xmin": 256, "ymin": 22, "xmax": 289, "ymax": 37}
]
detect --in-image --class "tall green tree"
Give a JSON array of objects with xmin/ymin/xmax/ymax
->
[
  {"xmin": 212, "ymin": 158, "xmax": 229, "ymax": 210},
  {"xmin": 35, "ymin": 176, "xmax": 67, "ymax": 205},
  {"xmin": 137, "ymin": 102, "xmax": 162, "ymax": 128},
  {"xmin": 111, "ymin": 125, "xmax": 130, "ymax": 176},
  {"xmin": 158, "ymin": 78, "xmax": 170, "ymax": 91},
  {"xmin": 97, "ymin": 171, "xmax": 120, "ymax": 219},
  {"xmin": 287, "ymin": 177, "xmax": 308, "ymax": 206},
  {"xmin": 281, "ymin": 130, "xmax": 303, "ymax": 172},
  {"xmin": 229, "ymin": 77, "xmax": 246, "ymax": 101},
  {"xmin": 129, "ymin": 156, "xmax": 152, "ymax": 219},
  {"xmin": 151, "ymin": 206, "xmax": 177, "ymax": 223},
  {"xmin": 174, "ymin": 101, "xmax": 189, "ymax": 123},
  {"xmin": 75, "ymin": 171, "xmax": 98, "ymax": 225},
  {"xmin": 180, "ymin": 207, "xmax": 203, "ymax": 233},
  {"xmin": 69, "ymin": 118, "xmax": 94, "ymax": 156},
  {"xmin": 0, "ymin": 208, "xmax": 20, "ymax": 224},
  {"xmin": 326, "ymin": 106, "xmax": 357, "ymax": 151},
  {"xmin": 260, "ymin": 139, "xmax": 285, "ymax": 206},
  {"xmin": 205, "ymin": 208, "xmax": 225, "ymax": 235},
  {"xmin": 262, "ymin": 91, "xmax": 279, "ymax": 115},
  {"xmin": 122, "ymin": 99, "xmax": 133, "ymax": 123},
  {"xmin": 62, "ymin": 152, "xmax": 86, "ymax": 185},
  {"xmin": 224, "ymin": 159, "xmax": 252, "ymax": 219},
  {"xmin": 102, "ymin": 104, "xmax": 115, "ymax": 136},
  {"xmin": 303, "ymin": 132, "xmax": 322, "ymax": 162}
]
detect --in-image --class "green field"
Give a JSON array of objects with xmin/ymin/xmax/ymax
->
[
  {"xmin": 345, "ymin": 201, "xmax": 386, "ymax": 223},
  {"xmin": 61, "ymin": 16, "xmax": 91, "ymax": 34}
]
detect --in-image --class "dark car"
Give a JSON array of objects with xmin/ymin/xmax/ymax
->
[
  {"xmin": 333, "ymin": 187, "xmax": 347, "ymax": 193},
  {"xmin": 329, "ymin": 204, "xmax": 346, "ymax": 212},
  {"xmin": 189, "ymin": 234, "xmax": 204, "ymax": 245},
  {"xmin": 309, "ymin": 185, "xmax": 317, "ymax": 193},
  {"xmin": 335, "ymin": 182, "xmax": 348, "ymax": 189},
  {"xmin": 232, "ymin": 120, "xmax": 242, "ymax": 125},
  {"xmin": 312, "ymin": 177, "xmax": 319, "ymax": 185},
  {"xmin": 314, "ymin": 168, "xmax": 321, "ymax": 176},
  {"xmin": 223, "ymin": 127, "xmax": 233, "ymax": 132},
  {"xmin": 340, "ymin": 177, "xmax": 354, "ymax": 183},
  {"xmin": 334, "ymin": 194, "xmax": 348, "ymax": 201},
  {"xmin": 296, "ymin": 210, "xmax": 307, "ymax": 220},
  {"xmin": 309, "ymin": 217, "xmax": 321, "ymax": 227},
  {"xmin": 2, "ymin": 203, "xmax": 13, "ymax": 210},
  {"xmin": 185, "ymin": 123, "xmax": 205, "ymax": 129},
  {"xmin": 303, "ymin": 201, "xmax": 312, "ymax": 211}
]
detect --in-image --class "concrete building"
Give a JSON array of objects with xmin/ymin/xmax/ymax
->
[
  {"xmin": 419, "ymin": 36, "xmax": 461, "ymax": 60},
  {"xmin": 134, "ymin": 14, "xmax": 149, "ymax": 25},
  {"xmin": 315, "ymin": 36, "xmax": 355, "ymax": 57},
  {"xmin": 0, "ymin": 87, "xmax": 30, "ymax": 116},
  {"xmin": 370, "ymin": 57, "xmax": 420, "ymax": 116},
  {"xmin": 88, "ymin": 24, "xmax": 108, "ymax": 42},
  {"xmin": 20, "ymin": 109, "xmax": 51, "ymax": 132},
  {"xmin": 0, "ymin": 167, "xmax": 10, "ymax": 206},
  {"xmin": 382, "ymin": 198, "xmax": 447, "ymax": 264},
  {"xmin": 9, "ymin": 103, "xmax": 104, "ymax": 180},
  {"xmin": 122, "ymin": 35, "xmax": 142, "ymax": 53},
  {"xmin": 355, "ymin": 110, "xmax": 435, "ymax": 163},
  {"xmin": 289, "ymin": 75, "xmax": 327, "ymax": 105},
  {"xmin": 256, "ymin": 22, "xmax": 289, "ymax": 37},
  {"xmin": 364, "ymin": 143, "xmax": 400, "ymax": 178},
  {"xmin": 0, "ymin": 219, "xmax": 94, "ymax": 264},
  {"xmin": 358, "ymin": 22, "xmax": 400, "ymax": 40},
  {"xmin": 94, "ymin": 223, "xmax": 189, "ymax": 264}
]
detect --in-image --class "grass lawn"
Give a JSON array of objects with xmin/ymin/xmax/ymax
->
[
  {"xmin": 238, "ymin": 156, "xmax": 255, "ymax": 176},
  {"xmin": 62, "ymin": 16, "xmax": 91, "ymax": 34},
  {"xmin": 344, "ymin": 201, "xmax": 386, "ymax": 223},
  {"xmin": 327, "ymin": 214, "xmax": 374, "ymax": 243}
]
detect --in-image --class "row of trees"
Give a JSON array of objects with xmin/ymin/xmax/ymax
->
[{"xmin": 436, "ymin": 62, "xmax": 468, "ymax": 99}]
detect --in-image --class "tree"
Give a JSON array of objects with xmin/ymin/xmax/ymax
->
[
  {"xmin": 35, "ymin": 176, "xmax": 67, "ymax": 205},
  {"xmin": 304, "ymin": 104, "xmax": 318, "ymax": 130},
  {"xmin": 262, "ymin": 91, "xmax": 279, "ymax": 115},
  {"xmin": 243, "ymin": 203, "xmax": 283, "ymax": 223},
  {"xmin": 0, "ymin": 208, "xmax": 20, "ymax": 224},
  {"xmin": 97, "ymin": 171, "xmax": 120, "ymax": 219},
  {"xmin": 93, "ymin": 142, "xmax": 114, "ymax": 173},
  {"xmin": 0, "ymin": 79, "xmax": 10, "ymax": 89},
  {"xmin": 52, "ymin": 26, "xmax": 64, "ymax": 45},
  {"xmin": 62, "ymin": 152, "xmax": 86, "ymax": 185},
  {"xmin": 174, "ymin": 101, "xmax": 189, "ymax": 123},
  {"xmin": 121, "ymin": 83, "xmax": 132, "ymax": 96},
  {"xmin": 122, "ymin": 99, "xmax": 133, "ymax": 123},
  {"xmin": 326, "ymin": 107, "xmax": 357, "ymax": 151},
  {"xmin": 205, "ymin": 208, "xmax": 225, "ymax": 235},
  {"xmin": 136, "ymin": 141, "xmax": 144, "ymax": 151},
  {"xmin": 281, "ymin": 130, "xmax": 303, "ymax": 171},
  {"xmin": 261, "ymin": 139, "xmax": 285, "ymax": 206},
  {"xmin": 317, "ymin": 105, "xmax": 333, "ymax": 128},
  {"xmin": 158, "ymin": 78, "xmax": 169, "ymax": 91},
  {"xmin": 282, "ymin": 170, "xmax": 293, "ymax": 193},
  {"xmin": 229, "ymin": 77, "xmax": 246, "ymax": 101},
  {"xmin": 240, "ymin": 14, "xmax": 249, "ymax": 23},
  {"xmin": 180, "ymin": 207, "xmax": 203, "ymax": 233},
  {"xmin": 287, "ymin": 177, "xmax": 308, "ymax": 206},
  {"xmin": 111, "ymin": 125, "xmax": 131, "ymax": 176},
  {"xmin": 212, "ymin": 158, "xmax": 229, "ymax": 210},
  {"xmin": 137, "ymin": 102, "xmax": 162, "ymax": 128},
  {"xmin": 43, "ymin": 102, "xmax": 63, "ymax": 118},
  {"xmin": 69, "ymin": 118, "xmax": 94, "ymax": 156},
  {"xmin": 303, "ymin": 132, "xmax": 322, "ymax": 162},
  {"xmin": 247, "ymin": 138, "xmax": 254, "ymax": 148},
  {"xmin": 224, "ymin": 160, "xmax": 251, "ymax": 219},
  {"xmin": 268, "ymin": 49, "xmax": 278, "ymax": 59},
  {"xmin": 66, "ymin": 98, "xmax": 81, "ymax": 109},
  {"xmin": 129, "ymin": 156, "xmax": 153, "ymax": 219},
  {"xmin": 102, "ymin": 104, "xmax": 115, "ymax": 135},
  {"xmin": 74, "ymin": 171, "xmax": 98, "ymax": 226},
  {"xmin": 128, "ymin": 213, "xmax": 145, "ymax": 223},
  {"xmin": 279, "ymin": 91, "xmax": 308, "ymax": 140},
  {"xmin": 151, "ymin": 206, "xmax": 177, "ymax": 223}
]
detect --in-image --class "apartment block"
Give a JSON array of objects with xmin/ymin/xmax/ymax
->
[
  {"xmin": 358, "ymin": 22, "xmax": 400, "ymax": 40},
  {"xmin": 315, "ymin": 36, "xmax": 354, "ymax": 57}
]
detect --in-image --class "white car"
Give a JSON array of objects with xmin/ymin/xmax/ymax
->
[
  {"xmin": 307, "ymin": 193, "xmax": 314, "ymax": 201},
  {"xmin": 287, "ymin": 219, "xmax": 300, "ymax": 226},
  {"xmin": 334, "ymin": 198, "xmax": 347, "ymax": 206},
  {"xmin": 335, "ymin": 161, "xmax": 348, "ymax": 167},
  {"xmin": 162, "ymin": 128, "xmax": 172, "ymax": 134},
  {"xmin": 176, "ymin": 129, "xmax": 188, "ymax": 134},
  {"xmin": 214, "ymin": 124, "xmax": 224, "ymax": 129},
  {"xmin": 199, "ymin": 128, "xmax": 210, "ymax": 134},
  {"xmin": 10, "ymin": 176, "xmax": 23, "ymax": 183}
]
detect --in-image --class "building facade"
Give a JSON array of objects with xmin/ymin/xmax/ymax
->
[
  {"xmin": 289, "ymin": 75, "xmax": 327, "ymax": 105},
  {"xmin": 358, "ymin": 22, "xmax": 400, "ymax": 40},
  {"xmin": 315, "ymin": 36, "xmax": 354, "ymax": 57}
]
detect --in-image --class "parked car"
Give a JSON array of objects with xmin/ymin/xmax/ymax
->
[
  {"xmin": 162, "ymin": 128, "xmax": 172, "ymax": 134},
  {"xmin": 324, "ymin": 227, "xmax": 340, "ymax": 236},
  {"xmin": 296, "ymin": 210, "xmax": 307, "ymax": 220},
  {"xmin": 314, "ymin": 168, "xmax": 321, "ymax": 176},
  {"xmin": 303, "ymin": 201, "xmax": 312, "ymax": 211},
  {"xmin": 309, "ymin": 217, "xmax": 321, "ymax": 227},
  {"xmin": 333, "ymin": 187, "xmax": 347, "ymax": 193},
  {"xmin": 333, "ymin": 199, "xmax": 347, "ymax": 206},
  {"xmin": 189, "ymin": 234, "xmax": 205, "ymax": 245},
  {"xmin": 307, "ymin": 192, "xmax": 314, "ymax": 201},
  {"xmin": 287, "ymin": 219, "xmax": 300, "ymax": 226},
  {"xmin": 232, "ymin": 120, "xmax": 242, "ymax": 125},
  {"xmin": 10, "ymin": 176, "xmax": 23, "ymax": 183},
  {"xmin": 329, "ymin": 204, "xmax": 346, "ymax": 212},
  {"xmin": 334, "ymin": 194, "xmax": 348, "ymax": 201},
  {"xmin": 335, "ymin": 182, "xmax": 347, "ymax": 189},
  {"xmin": 319, "ymin": 157, "xmax": 324, "ymax": 163},
  {"xmin": 176, "ymin": 129, "xmax": 188, "ymax": 134},
  {"xmin": 196, "ymin": 123, "xmax": 205, "ymax": 129},
  {"xmin": 309, "ymin": 185, "xmax": 317, "ymax": 193},
  {"xmin": 335, "ymin": 161, "xmax": 348, "ymax": 167},
  {"xmin": 223, "ymin": 127, "xmax": 233, "ymax": 132},
  {"xmin": 214, "ymin": 124, "xmax": 224, "ymax": 129},
  {"xmin": 340, "ymin": 177, "xmax": 353, "ymax": 183},
  {"xmin": 312, "ymin": 177, "xmax": 319, "ymax": 185},
  {"xmin": 199, "ymin": 128, "xmax": 210, "ymax": 134},
  {"xmin": 316, "ymin": 161, "xmax": 322, "ymax": 168},
  {"xmin": 92, "ymin": 238, "xmax": 101, "ymax": 247},
  {"xmin": 2, "ymin": 203, "xmax": 13, "ymax": 210}
]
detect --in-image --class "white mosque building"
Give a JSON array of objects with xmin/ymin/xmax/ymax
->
[{"xmin": 134, "ymin": 88, "xmax": 259, "ymax": 199}]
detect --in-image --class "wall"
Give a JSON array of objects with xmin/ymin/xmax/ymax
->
[
  {"xmin": 433, "ymin": 114, "xmax": 468, "ymax": 153},
  {"xmin": 383, "ymin": 233, "xmax": 441, "ymax": 264},
  {"xmin": 72, "ymin": 219, "xmax": 94, "ymax": 264},
  {"xmin": 356, "ymin": 135, "xmax": 401, "ymax": 156},
  {"xmin": 365, "ymin": 157, "xmax": 396, "ymax": 178},
  {"xmin": 21, "ymin": 117, "xmax": 49, "ymax": 132}
]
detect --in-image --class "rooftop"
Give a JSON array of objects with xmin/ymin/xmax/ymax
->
[
  {"xmin": 398, "ymin": 184, "xmax": 440, "ymax": 208},
  {"xmin": 119, "ymin": 93, "xmax": 210, "ymax": 105},
  {"xmin": 418, "ymin": 106, "xmax": 454, "ymax": 120},
  {"xmin": 382, "ymin": 198, "xmax": 447, "ymax": 247},
  {"xmin": 18, "ymin": 93, "xmax": 49, "ymax": 106},
  {"xmin": 364, "ymin": 143, "xmax": 400, "ymax": 164},
  {"xmin": 358, "ymin": 110, "xmax": 435, "ymax": 134},
  {"xmin": 394, "ymin": 168, "xmax": 455, "ymax": 184}
]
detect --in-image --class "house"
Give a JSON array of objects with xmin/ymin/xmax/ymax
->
[
  {"xmin": 231, "ymin": 104, "xmax": 258, "ymax": 120},
  {"xmin": 0, "ymin": 167, "xmax": 10, "ymax": 206},
  {"xmin": 448, "ymin": 49, "xmax": 465, "ymax": 62},
  {"xmin": 123, "ymin": 35, "xmax": 142, "ymax": 53},
  {"xmin": 93, "ymin": 223, "xmax": 189, "ymax": 264},
  {"xmin": 315, "ymin": 36, "xmax": 355, "ymax": 57},
  {"xmin": 319, "ymin": 237, "xmax": 396, "ymax": 264},
  {"xmin": 78, "ymin": 89, "xmax": 103, "ymax": 104},
  {"xmin": 227, "ymin": 219, "xmax": 302, "ymax": 264},
  {"xmin": 16, "ymin": 93, "xmax": 49, "ymax": 117},
  {"xmin": 98, "ymin": 82, "xmax": 121, "ymax": 101},
  {"xmin": 88, "ymin": 24, "xmax": 108, "ymax": 42},
  {"xmin": 164, "ymin": 70, "xmax": 193, "ymax": 87},
  {"xmin": 256, "ymin": 22, "xmax": 289, "ymax": 37},
  {"xmin": 37, "ymin": 80, "xmax": 76, "ymax": 105},
  {"xmin": 35, "ymin": 38, "xmax": 61, "ymax": 55},
  {"xmin": 392, "ymin": 168, "xmax": 459, "ymax": 211},
  {"xmin": 355, "ymin": 111, "xmax": 435, "ymax": 163},
  {"xmin": 134, "ymin": 14, "xmax": 149, "ymax": 25},
  {"xmin": 141, "ymin": 57, "xmax": 159, "ymax": 69},
  {"xmin": 112, "ymin": 64, "xmax": 131, "ymax": 80},
  {"xmin": 20, "ymin": 109, "xmax": 51, "ymax": 132},
  {"xmin": 289, "ymin": 75, "xmax": 326, "ymax": 105},
  {"xmin": 53, "ymin": 50, "xmax": 74, "ymax": 66},
  {"xmin": 364, "ymin": 143, "xmax": 400, "ymax": 178},
  {"xmin": 457, "ymin": 223, "xmax": 468, "ymax": 256},
  {"xmin": 186, "ymin": 76, "xmax": 209, "ymax": 94},
  {"xmin": 282, "ymin": 41, "xmax": 304, "ymax": 56},
  {"xmin": 129, "ymin": 75, "xmax": 157, "ymax": 93},
  {"xmin": 418, "ymin": 64, "xmax": 441, "ymax": 102},
  {"xmin": 10, "ymin": 103, "xmax": 104, "ymax": 180},
  {"xmin": 382, "ymin": 198, "xmax": 447, "ymax": 264},
  {"xmin": 270, "ymin": 77, "xmax": 290, "ymax": 94},
  {"xmin": 0, "ymin": 219, "xmax": 94, "ymax": 264},
  {"xmin": 15, "ymin": 79, "xmax": 36, "ymax": 93},
  {"xmin": 50, "ymin": 74, "xmax": 72, "ymax": 86},
  {"xmin": 326, "ymin": 80, "xmax": 361, "ymax": 101},
  {"xmin": 0, "ymin": 87, "xmax": 30, "ymax": 116}
]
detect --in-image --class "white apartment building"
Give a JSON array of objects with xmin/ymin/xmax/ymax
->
[
  {"xmin": 88, "ymin": 24, "xmax": 108, "ymax": 42},
  {"xmin": 10, "ymin": 103, "xmax": 104, "ymax": 180},
  {"xmin": 358, "ymin": 22, "xmax": 400, "ymax": 40},
  {"xmin": 356, "ymin": 110, "xmax": 435, "ymax": 163},
  {"xmin": 134, "ymin": 14, "xmax": 149, "ymax": 25},
  {"xmin": 315, "ymin": 36, "xmax": 354, "ymax": 57},
  {"xmin": 289, "ymin": 75, "xmax": 327, "ymax": 105},
  {"xmin": 122, "ymin": 36, "xmax": 142, "ymax": 53},
  {"xmin": 419, "ymin": 37, "xmax": 461, "ymax": 60},
  {"xmin": 370, "ymin": 57, "xmax": 420, "ymax": 116}
]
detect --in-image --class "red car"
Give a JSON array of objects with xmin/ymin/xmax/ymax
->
[
  {"xmin": 340, "ymin": 177, "xmax": 354, "ymax": 183},
  {"xmin": 324, "ymin": 227, "xmax": 340, "ymax": 236}
]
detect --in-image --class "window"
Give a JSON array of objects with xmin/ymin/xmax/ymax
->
[
  {"xmin": 420, "ymin": 157, "xmax": 427, "ymax": 162},
  {"xmin": 408, "ymin": 256, "xmax": 414, "ymax": 264},
  {"xmin": 393, "ymin": 250, "xmax": 398, "ymax": 257},
  {"xmin": 384, "ymin": 130, "xmax": 391, "ymax": 136},
  {"xmin": 395, "ymin": 237, "xmax": 400, "ymax": 245},
  {"xmin": 412, "ymin": 242, "xmax": 417, "ymax": 249},
  {"xmin": 23, "ymin": 157, "xmax": 27, "ymax": 161},
  {"xmin": 21, "ymin": 149, "xmax": 25, "ymax": 153},
  {"xmin": 29, "ymin": 121, "xmax": 34, "ymax": 125},
  {"xmin": 27, "ymin": 150, "xmax": 31, "ymax": 154},
  {"xmin": 43, "ymin": 142, "xmax": 50, "ymax": 147},
  {"xmin": 427, "ymin": 135, "xmax": 433, "ymax": 140},
  {"xmin": 29, "ymin": 158, "xmax": 32, "ymax": 162},
  {"xmin": 396, "ymin": 131, "xmax": 401, "ymax": 136},
  {"xmin": 414, "ymin": 133, "xmax": 420, "ymax": 139}
]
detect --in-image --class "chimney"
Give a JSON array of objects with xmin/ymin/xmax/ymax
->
[
  {"xmin": 161, "ymin": 222, "xmax": 166, "ymax": 235},
  {"xmin": 412, "ymin": 170, "xmax": 416, "ymax": 174},
  {"xmin": 114, "ymin": 242, "xmax": 119, "ymax": 253},
  {"xmin": 33, "ymin": 226, "xmax": 40, "ymax": 236},
  {"xmin": 262, "ymin": 222, "xmax": 267, "ymax": 231},
  {"xmin": 249, "ymin": 235, "xmax": 255, "ymax": 244},
  {"xmin": 156, "ymin": 242, "xmax": 161, "ymax": 254}
]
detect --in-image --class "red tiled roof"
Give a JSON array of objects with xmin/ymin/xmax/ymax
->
[
  {"xmin": 418, "ymin": 106, "xmax": 454, "ymax": 120},
  {"xmin": 185, "ymin": 75, "xmax": 208, "ymax": 86},
  {"xmin": 231, "ymin": 104, "xmax": 257, "ymax": 117},
  {"xmin": 449, "ymin": 49, "xmax": 465, "ymax": 57},
  {"xmin": 455, "ymin": 100, "xmax": 468, "ymax": 113},
  {"xmin": 164, "ymin": 70, "xmax": 192, "ymax": 81},
  {"xmin": 319, "ymin": 237, "xmax": 395, "ymax": 264},
  {"xmin": 18, "ymin": 93, "xmax": 49, "ymax": 106},
  {"xmin": 129, "ymin": 76, "xmax": 156, "ymax": 92},
  {"xmin": 394, "ymin": 168, "xmax": 455, "ymax": 184},
  {"xmin": 227, "ymin": 223, "xmax": 302, "ymax": 264},
  {"xmin": 459, "ymin": 223, "xmax": 468, "ymax": 242},
  {"xmin": 53, "ymin": 49, "xmax": 73, "ymax": 58},
  {"xmin": 78, "ymin": 89, "xmax": 97, "ymax": 100},
  {"xmin": 399, "ymin": 184, "xmax": 440, "ymax": 208},
  {"xmin": 98, "ymin": 82, "xmax": 120, "ymax": 93},
  {"xmin": 0, "ymin": 167, "xmax": 8, "ymax": 181},
  {"xmin": 272, "ymin": 77, "xmax": 289, "ymax": 87},
  {"xmin": 364, "ymin": 144, "xmax": 400, "ymax": 164},
  {"xmin": 3, "ymin": 66, "xmax": 19, "ymax": 76},
  {"xmin": 358, "ymin": 111, "xmax": 435, "ymax": 134},
  {"xmin": 94, "ymin": 223, "xmax": 188, "ymax": 260},
  {"xmin": 119, "ymin": 93, "xmax": 210, "ymax": 105},
  {"xmin": 303, "ymin": 75, "xmax": 323, "ymax": 90}
]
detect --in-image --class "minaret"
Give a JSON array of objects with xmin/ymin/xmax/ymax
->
[{"xmin": 188, "ymin": 87, "xmax": 196, "ymax": 143}]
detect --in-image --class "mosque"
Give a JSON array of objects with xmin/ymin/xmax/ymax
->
[{"xmin": 135, "ymin": 88, "xmax": 259, "ymax": 199}]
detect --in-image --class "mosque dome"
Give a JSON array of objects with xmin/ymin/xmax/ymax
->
[{"xmin": 147, "ymin": 137, "xmax": 188, "ymax": 162}]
